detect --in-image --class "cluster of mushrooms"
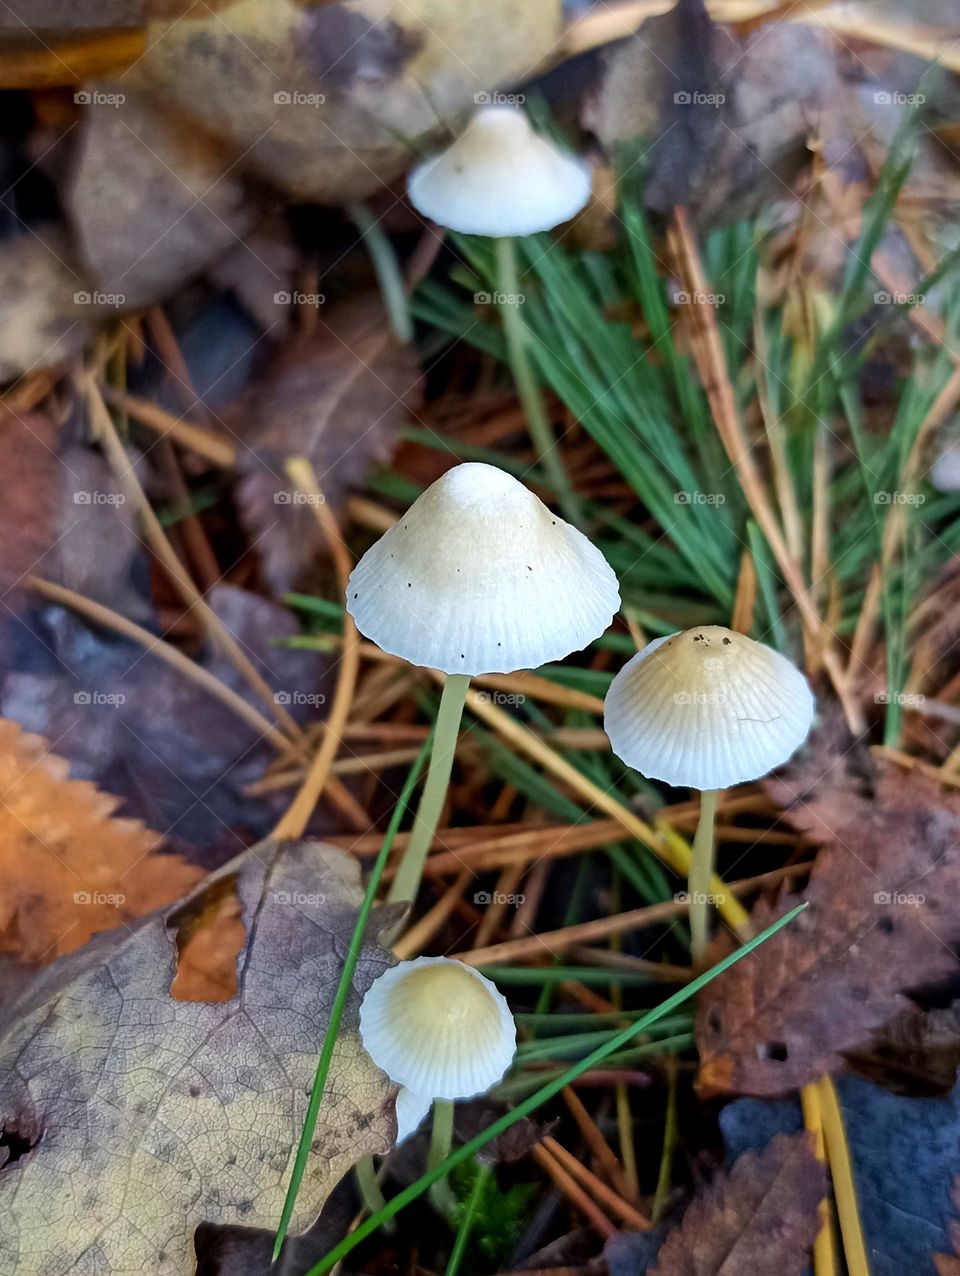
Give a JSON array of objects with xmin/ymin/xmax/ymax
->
[
  {"xmin": 348, "ymin": 461, "xmax": 815, "ymax": 1147},
  {"xmin": 343, "ymin": 104, "xmax": 815, "ymax": 1154}
]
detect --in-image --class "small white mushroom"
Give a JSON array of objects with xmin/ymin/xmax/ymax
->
[
  {"xmin": 603, "ymin": 626, "xmax": 815, "ymax": 791},
  {"xmin": 408, "ymin": 105, "xmax": 592, "ymax": 238},
  {"xmin": 346, "ymin": 461, "xmax": 620, "ymax": 677},
  {"xmin": 360, "ymin": 956, "xmax": 516, "ymax": 1142}
]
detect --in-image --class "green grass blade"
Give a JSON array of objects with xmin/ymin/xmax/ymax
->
[
  {"xmin": 302, "ymin": 903, "xmax": 808, "ymax": 1275},
  {"xmin": 271, "ymin": 732, "xmax": 434, "ymax": 1260}
]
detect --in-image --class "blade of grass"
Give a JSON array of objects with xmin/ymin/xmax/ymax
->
[
  {"xmin": 271, "ymin": 731, "xmax": 434, "ymax": 1260},
  {"xmin": 302, "ymin": 903, "xmax": 808, "ymax": 1275}
]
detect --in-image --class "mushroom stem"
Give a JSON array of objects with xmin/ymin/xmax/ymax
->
[
  {"xmin": 495, "ymin": 235, "xmax": 580, "ymax": 524},
  {"xmin": 389, "ymin": 674, "xmax": 471, "ymax": 905},
  {"xmin": 689, "ymin": 789, "xmax": 719, "ymax": 963},
  {"xmin": 354, "ymin": 1155, "xmax": 391, "ymax": 1227},
  {"xmin": 428, "ymin": 1099, "xmax": 458, "ymax": 1214}
]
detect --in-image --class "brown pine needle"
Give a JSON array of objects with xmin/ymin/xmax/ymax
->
[
  {"xmin": 561, "ymin": 1086, "xmax": 636, "ymax": 1205},
  {"xmin": 541, "ymin": 1137, "xmax": 652, "ymax": 1231},
  {"xmin": 531, "ymin": 1144, "xmax": 616, "ymax": 1238}
]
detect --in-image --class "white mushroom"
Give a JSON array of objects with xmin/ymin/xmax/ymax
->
[
  {"xmin": 360, "ymin": 957, "xmax": 516, "ymax": 1144},
  {"xmin": 603, "ymin": 626, "xmax": 814, "ymax": 960},
  {"xmin": 408, "ymin": 105, "xmax": 592, "ymax": 238},
  {"xmin": 346, "ymin": 461, "xmax": 620, "ymax": 678}
]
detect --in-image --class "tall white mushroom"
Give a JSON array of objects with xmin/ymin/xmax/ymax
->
[
  {"xmin": 604, "ymin": 626, "xmax": 815, "ymax": 960},
  {"xmin": 407, "ymin": 106, "xmax": 592, "ymax": 522},
  {"xmin": 347, "ymin": 461, "xmax": 619, "ymax": 903}
]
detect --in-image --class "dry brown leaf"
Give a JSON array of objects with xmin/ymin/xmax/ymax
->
[
  {"xmin": 607, "ymin": 1133, "xmax": 826, "ymax": 1276},
  {"xmin": 0, "ymin": 839, "xmax": 402, "ymax": 1274},
  {"xmin": 65, "ymin": 82, "xmax": 257, "ymax": 308},
  {"xmin": 0, "ymin": 718, "xmax": 202, "ymax": 963},
  {"xmin": 233, "ymin": 298, "xmax": 421, "ymax": 593},
  {"xmin": 697, "ymin": 751, "xmax": 960, "ymax": 1097},
  {"xmin": 136, "ymin": 0, "xmax": 563, "ymax": 202}
]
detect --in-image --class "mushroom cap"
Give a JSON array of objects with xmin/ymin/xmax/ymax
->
[
  {"xmin": 603, "ymin": 626, "xmax": 815, "ymax": 790},
  {"xmin": 359, "ymin": 956, "xmax": 516, "ymax": 1101},
  {"xmin": 394, "ymin": 1087, "xmax": 432, "ymax": 1144},
  {"xmin": 407, "ymin": 105, "xmax": 592, "ymax": 237},
  {"xmin": 345, "ymin": 462, "xmax": 620, "ymax": 675},
  {"xmin": 931, "ymin": 442, "xmax": 960, "ymax": 492}
]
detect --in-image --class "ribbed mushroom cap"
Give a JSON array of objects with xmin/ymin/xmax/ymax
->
[
  {"xmin": 345, "ymin": 462, "xmax": 620, "ymax": 675},
  {"xmin": 407, "ymin": 105, "xmax": 591, "ymax": 237},
  {"xmin": 394, "ymin": 1087, "xmax": 432, "ymax": 1144},
  {"xmin": 604, "ymin": 626, "xmax": 815, "ymax": 790},
  {"xmin": 359, "ymin": 957, "xmax": 516, "ymax": 1101}
]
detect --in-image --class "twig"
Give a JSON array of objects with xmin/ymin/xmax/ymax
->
[
  {"xmin": 531, "ymin": 1144, "xmax": 616, "ymax": 1239},
  {"xmin": 272, "ymin": 459, "xmax": 361, "ymax": 841},
  {"xmin": 100, "ymin": 385, "xmax": 236, "ymax": 467},
  {"xmin": 561, "ymin": 1086, "xmax": 636, "ymax": 1205},
  {"xmin": 541, "ymin": 1137, "xmax": 651, "ymax": 1230},
  {"xmin": 82, "ymin": 373, "xmax": 305, "ymax": 743},
  {"xmin": 27, "ymin": 575, "xmax": 300, "ymax": 758}
]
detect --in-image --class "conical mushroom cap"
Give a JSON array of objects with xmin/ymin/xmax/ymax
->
[
  {"xmin": 604, "ymin": 626, "xmax": 815, "ymax": 790},
  {"xmin": 345, "ymin": 462, "xmax": 620, "ymax": 675},
  {"xmin": 408, "ymin": 105, "xmax": 591, "ymax": 237},
  {"xmin": 359, "ymin": 957, "xmax": 516, "ymax": 1101}
]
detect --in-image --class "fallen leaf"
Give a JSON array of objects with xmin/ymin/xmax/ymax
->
[
  {"xmin": 0, "ymin": 839, "xmax": 402, "ymax": 1275},
  {"xmin": 0, "ymin": 408, "xmax": 59, "ymax": 602},
  {"xmin": 232, "ymin": 298, "xmax": 421, "ymax": 593},
  {"xmin": 137, "ymin": 0, "xmax": 563, "ymax": 202},
  {"xmin": 722, "ymin": 1074, "xmax": 960, "ymax": 1276},
  {"xmin": 607, "ymin": 1132, "xmax": 825, "ymax": 1276},
  {"xmin": 0, "ymin": 718, "xmax": 202, "ymax": 962},
  {"xmin": 847, "ymin": 1000, "xmax": 960, "ymax": 1098},
  {"xmin": 0, "ymin": 228, "xmax": 92, "ymax": 381},
  {"xmin": 2, "ymin": 584, "xmax": 328, "ymax": 859},
  {"xmin": 697, "ymin": 752, "xmax": 960, "ymax": 1096},
  {"xmin": 65, "ymin": 82, "xmax": 257, "ymax": 308}
]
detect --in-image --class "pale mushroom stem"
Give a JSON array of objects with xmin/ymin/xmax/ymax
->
[
  {"xmin": 495, "ymin": 235, "xmax": 581, "ymax": 525},
  {"xmin": 388, "ymin": 674, "xmax": 471, "ymax": 904},
  {"xmin": 689, "ymin": 788, "xmax": 719, "ymax": 963},
  {"xmin": 354, "ymin": 1155, "xmax": 391, "ymax": 1226},
  {"xmin": 427, "ymin": 1099, "xmax": 458, "ymax": 1213}
]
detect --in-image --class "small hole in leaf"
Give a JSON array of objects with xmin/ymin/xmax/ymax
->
[
  {"xmin": 0, "ymin": 1119, "xmax": 39, "ymax": 1168},
  {"xmin": 706, "ymin": 1008, "xmax": 722, "ymax": 1034},
  {"xmin": 760, "ymin": 1040, "xmax": 789, "ymax": 1062}
]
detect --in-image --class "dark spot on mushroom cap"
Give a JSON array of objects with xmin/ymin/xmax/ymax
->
[
  {"xmin": 723, "ymin": 636, "xmax": 731, "ymax": 645},
  {"xmin": 497, "ymin": 642, "xmax": 501, "ymax": 646},
  {"xmin": 353, "ymin": 593, "xmax": 358, "ymax": 599},
  {"xmin": 552, "ymin": 520, "xmax": 556, "ymax": 525},
  {"xmin": 527, "ymin": 565, "xmax": 532, "ymax": 571},
  {"xmin": 460, "ymin": 653, "xmax": 465, "ymax": 659},
  {"xmin": 407, "ymin": 582, "xmax": 412, "ymax": 588}
]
